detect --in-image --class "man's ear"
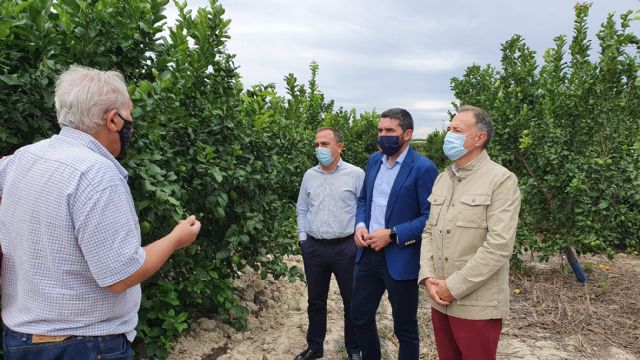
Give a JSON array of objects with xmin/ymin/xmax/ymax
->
[
  {"xmin": 476, "ymin": 132, "xmax": 488, "ymax": 147},
  {"xmin": 403, "ymin": 128, "xmax": 413, "ymax": 141},
  {"xmin": 105, "ymin": 109, "xmax": 119, "ymax": 132}
]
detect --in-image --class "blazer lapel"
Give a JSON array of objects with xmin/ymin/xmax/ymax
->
[{"xmin": 385, "ymin": 148, "xmax": 415, "ymax": 223}]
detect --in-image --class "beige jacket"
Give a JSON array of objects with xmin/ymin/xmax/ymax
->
[{"xmin": 418, "ymin": 150, "xmax": 521, "ymax": 320}]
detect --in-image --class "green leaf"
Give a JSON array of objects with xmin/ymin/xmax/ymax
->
[{"xmin": 0, "ymin": 74, "xmax": 24, "ymax": 85}]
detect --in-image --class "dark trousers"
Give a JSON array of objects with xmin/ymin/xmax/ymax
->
[
  {"xmin": 301, "ymin": 237, "xmax": 359, "ymax": 355},
  {"xmin": 431, "ymin": 308, "xmax": 502, "ymax": 360},
  {"xmin": 351, "ymin": 248, "xmax": 419, "ymax": 360}
]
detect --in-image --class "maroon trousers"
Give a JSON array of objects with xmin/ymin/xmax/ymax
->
[{"xmin": 431, "ymin": 308, "xmax": 502, "ymax": 360}]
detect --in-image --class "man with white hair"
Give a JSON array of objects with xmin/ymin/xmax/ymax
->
[{"xmin": 0, "ymin": 66, "xmax": 201, "ymax": 359}]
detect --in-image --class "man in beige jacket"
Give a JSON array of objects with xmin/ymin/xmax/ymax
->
[{"xmin": 419, "ymin": 105, "xmax": 521, "ymax": 360}]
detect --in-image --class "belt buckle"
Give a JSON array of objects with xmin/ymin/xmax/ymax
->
[{"xmin": 32, "ymin": 334, "xmax": 71, "ymax": 343}]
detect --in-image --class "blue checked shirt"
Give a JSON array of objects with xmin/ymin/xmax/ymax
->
[{"xmin": 0, "ymin": 127, "xmax": 145, "ymax": 341}]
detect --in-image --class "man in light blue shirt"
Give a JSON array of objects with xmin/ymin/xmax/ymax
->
[
  {"xmin": 295, "ymin": 127, "xmax": 365, "ymax": 360},
  {"xmin": 0, "ymin": 66, "xmax": 201, "ymax": 359}
]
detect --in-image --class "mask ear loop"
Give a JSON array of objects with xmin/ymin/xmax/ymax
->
[{"xmin": 466, "ymin": 131, "xmax": 484, "ymax": 152}]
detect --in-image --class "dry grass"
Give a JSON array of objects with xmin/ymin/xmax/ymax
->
[
  {"xmin": 410, "ymin": 252, "xmax": 640, "ymax": 359},
  {"xmin": 506, "ymin": 252, "xmax": 640, "ymax": 357},
  {"xmin": 189, "ymin": 253, "xmax": 640, "ymax": 359}
]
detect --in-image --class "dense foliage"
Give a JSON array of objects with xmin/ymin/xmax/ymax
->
[
  {"xmin": 451, "ymin": 3, "xmax": 640, "ymax": 261},
  {"xmin": 0, "ymin": 0, "xmax": 378, "ymax": 357},
  {"xmin": 4, "ymin": 0, "xmax": 638, "ymax": 357},
  {"xmin": 412, "ymin": 129, "xmax": 448, "ymax": 170}
]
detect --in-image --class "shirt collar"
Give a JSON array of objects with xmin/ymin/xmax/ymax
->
[
  {"xmin": 314, "ymin": 158, "xmax": 344, "ymax": 174},
  {"xmin": 58, "ymin": 126, "xmax": 128, "ymax": 179},
  {"xmin": 381, "ymin": 145, "xmax": 409, "ymax": 168},
  {"xmin": 451, "ymin": 163, "xmax": 460, "ymax": 176}
]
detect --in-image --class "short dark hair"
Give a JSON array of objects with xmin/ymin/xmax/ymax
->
[
  {"xmin": 458, "ymin": 105, "xmax": 494, "ymax": 149},
  {"xmin": 315, "ymin": 127, "xmax": 343, "ymax": 144},
  {"xmin": 380, "ymin": 108, "xmax": 414, "ymax": 131}
]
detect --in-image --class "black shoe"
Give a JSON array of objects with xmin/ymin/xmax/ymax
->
[
  {"xmin": 294, "ymin": 348, "xmax": 323, "ymax": 360},
  {"xmin": 348, "ymin": 352, "xmax": 362, "ymax": 360}
]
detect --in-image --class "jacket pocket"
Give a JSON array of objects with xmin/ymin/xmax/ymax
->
[
  {"xmin": 456, "ymin": 194, "xmax": 491, "ymax": 228},
  {"xmin": 427, "ymin": 194, "xmax": 446, "ymax": 226},
  {"xmin": 455, "ymin": 267, "xmax": 499, "ymax": 307}
]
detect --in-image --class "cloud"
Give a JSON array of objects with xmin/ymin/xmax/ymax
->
[
  {"xmin": 232, "ymin": 21, "xmax": 315, "ymax": 36},
  {"xmin": 407, "ymin": 99, "xmax": 453, "ymax": 111},
  {"xmin": 384, "ymin": 52, "xmax": 468, "ymax": 73},
  {"xmin": 413, "ymin": 125, "xmax": 441, "ymax": 139},
  {"xmin": 170, "ymin": 0, "xmax": 640, "ymax": 135}
]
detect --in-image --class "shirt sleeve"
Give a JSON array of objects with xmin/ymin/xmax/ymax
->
[
  {"xmin": 0, "ymin": 155, "xmax": 13, "ymax": 197},
  {"xmin": 353, "ymin": 169, "xmax": 366, "ymax": 231},
  {"xmin": 296, "ymin": 173, "xmax": 309, "ymax": 242},
  {"xmin": 355, "ymin": 158, "xmax": 372, "ymax": 229},
  {"xmin": 73, "ymin": 183, "xmax": 145, "ymax": 287},
  {"xmin": 354, "ymin": 168, "xmax": 365, "ymax": 201}
]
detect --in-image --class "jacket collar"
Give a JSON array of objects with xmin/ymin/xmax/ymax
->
[{"xmin": 448, "ymin": 150, "xmax": 490, "ymax": 179}]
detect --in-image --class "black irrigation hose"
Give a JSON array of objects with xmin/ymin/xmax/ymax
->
[{"xmin": 564, "ymin": 246, "xmax": 588, "ymax": 284}]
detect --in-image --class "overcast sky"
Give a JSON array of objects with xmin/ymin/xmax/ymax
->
[{"xmin": 166, "ymin": 1, "xmax": 638, "ymax": 137}]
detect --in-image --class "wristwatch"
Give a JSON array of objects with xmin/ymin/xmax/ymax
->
[{"xmin": 389, "ymin": 227, "xmax": 397, "ymax": 243}]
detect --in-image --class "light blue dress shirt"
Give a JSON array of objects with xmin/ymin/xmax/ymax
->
[
  {"xmin": 356, "ymin": 146, "xmax": 410, "ymax": 234},
  {"xmin": 296, "ymin": 159, "xmax": 365, "ymax": 241},
  {"xmin": 0, "ymin": 127, "xmax": 145, "ymax": 341}
]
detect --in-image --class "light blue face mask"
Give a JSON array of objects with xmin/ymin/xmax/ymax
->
[
  {"xmin": 315, "ymin": 146, "xmax": 334, "ymax": 166},
  {"xmin": 442, "ymin": 131, "xmax": 470, "ymax": 160}
]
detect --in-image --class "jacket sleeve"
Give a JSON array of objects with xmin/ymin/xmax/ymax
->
[
  {"xmin": 446, "ymin": 172, "xmax": 521, "ymax": 300},
  {"xmin": 395, "ymin": 160, "xmax": 439, "ymax": 247},
  {"xmin": 418, "ymin": 209, "xmax": 436, "ymax": 284}
]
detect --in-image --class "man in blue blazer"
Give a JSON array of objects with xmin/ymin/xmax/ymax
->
[{"xmin": 351, "ymin": 108, "xmax": 439, "ymax": 360}]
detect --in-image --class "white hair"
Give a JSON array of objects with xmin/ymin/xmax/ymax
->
[{"xmin": 55, "ymin": 66, "xmax": 130, "ymax": 134}]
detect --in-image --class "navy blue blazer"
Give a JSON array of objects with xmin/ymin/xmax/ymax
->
[{"xmin": 355, "ymin": 147, "xmax": 439, "ymax": 280}]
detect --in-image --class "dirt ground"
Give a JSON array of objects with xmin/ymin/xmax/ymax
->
[{"xmin": 168, "ymin": 253, "xmax": 640, "ymax": 360}]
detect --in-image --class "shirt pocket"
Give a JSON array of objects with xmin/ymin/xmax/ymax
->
[
  {"xmin": 456, "ymin": 194, "xmax": 491, "ymax": 228},
  {"xmin": 427, "ymin": 194, "xmax": 446, "ymax": 226}
]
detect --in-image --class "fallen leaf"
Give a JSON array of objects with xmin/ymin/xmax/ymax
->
[
  {"xmin": 597, "ymin": 264, "xmax": 610, "ymax": 272},
  {"xmin": 513, "ymin": 288, "xmax": 521, "ymax": 295}
]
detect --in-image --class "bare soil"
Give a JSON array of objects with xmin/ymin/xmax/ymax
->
[{"xmin": 168, "ymin": 253, "xmax": 640, "ymax": 360}]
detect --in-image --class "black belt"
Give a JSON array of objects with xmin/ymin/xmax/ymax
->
[{"xmin": 308, "ymin": 234, "xmax": 353, "ymax": 245}]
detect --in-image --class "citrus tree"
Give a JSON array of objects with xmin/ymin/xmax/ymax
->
[
  {"xmin": 1, "ymin": 1, "xmax": 380, "ymax": 357},
  {"xmin": 450, "ymin": 3, "xmax": 640, "ymax": 262},
  {"xmin": 412, "ymin": 129, "xmax": 448, "ymax": 170}
]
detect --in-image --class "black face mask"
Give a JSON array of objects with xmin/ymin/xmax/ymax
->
[
  {"xmin": 377, "ymin": 135, "xmax": 402, "ymax": 156},
  {"xmin": 117, "ymin": 117, "xmax": 133, "ymax": 158}
]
